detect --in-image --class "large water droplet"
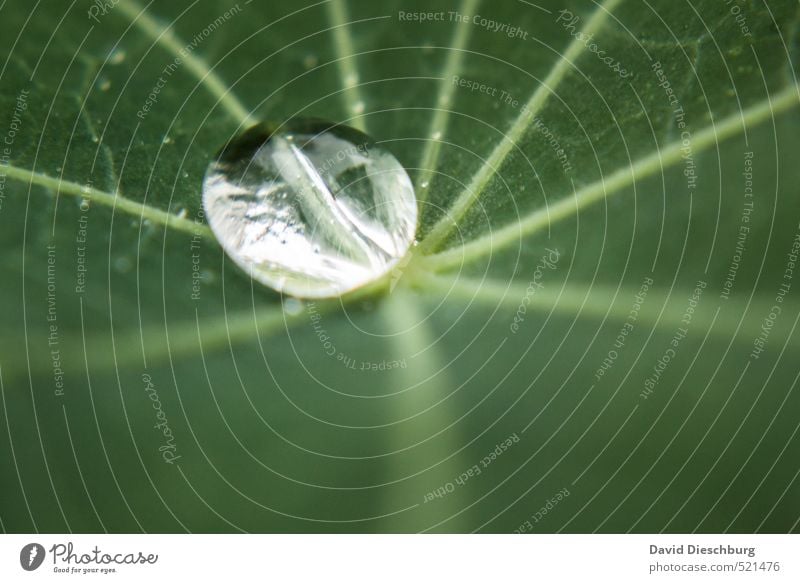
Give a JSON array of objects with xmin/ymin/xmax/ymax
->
[{"xmin": 202, "ymin": 119, "xmax": 417, "ymax": 298}]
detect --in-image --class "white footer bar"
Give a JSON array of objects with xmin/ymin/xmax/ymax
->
[{"xmin": 1, "ymin": 534, "xmax": 797, "ymax": 581}]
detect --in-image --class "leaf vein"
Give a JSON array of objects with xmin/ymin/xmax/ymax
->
[
  {"xmin": 326, "ymin": 0, "xmax": 373, "ymax": 132},
  {"xmin": 418, "ymin": 0, "xmax": 624, "ymax": 253},
  {"xmin": 423, "ymin": 83, "xmax": 800, "ymax": 271},
  {"xmin": 0, "ymin": 163, "xmax": 212, "ymax": 238},
  {"xmin": 116, "ymin": 0, "xmax": 254, "ymax": 125},
  {"xmin": 416, "ymin": 0, "xmax": 481, "ymax": 203}
]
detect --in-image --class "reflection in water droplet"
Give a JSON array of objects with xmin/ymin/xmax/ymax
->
[{"xmin": 202, "ymin": 119, "xmax": 417, "ymax": 298}]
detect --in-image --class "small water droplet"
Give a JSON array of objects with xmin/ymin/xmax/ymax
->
[
  {"xmin": 353, "ymin": 101, "xmax": 365, "ymax": 114},
  {"xmin": 162, "ymin": 136, "xmax": 173, "ymax": 145},
  {"xmin": 109, "ymin": 49, "xmax": 126, "ymax": 64},
  {"xmin": 136, "ymin": 219, "xmax": 156, "ymax": 240},
  {"xmin": 431, "ymin": 131, "xmax": 442, "ymax": 140},
  {"xmin": 200, "ymin": 269, "xmax": 216, "ymax": 284},
  {"xmin": 114, "ymin": 257, "xmax": 132, "ymax": 272},
  {"xmin": 202, "ymin": 119, "xmax": 417, "ymax": 298},
  {"xmin": 303, "ymin": 54, "xmax": 318, "ymax": 69},
  {"xmin": 421, "ymin": 180, "xmax": 430, "ymax": 189},
  {"xmin": 98, "ymin": 78, "xmax": 111, "ymax": 91},
  {"xmin": 283, "ymin": 298, "xmax": 303, "ymax": 316},
  {"xmin": 175, "ymin": 207, "xmax": 188, "ymax": 219}
]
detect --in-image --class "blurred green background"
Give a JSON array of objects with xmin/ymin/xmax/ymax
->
[{"xmin": 1, "ymin": 0, "xmax": 799, "ymax": 533}]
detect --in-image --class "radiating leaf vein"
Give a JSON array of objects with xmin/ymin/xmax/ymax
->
[
  {"xmin": 422, "ymin": 83, "xmax": 800, "ymax": 271},
  {"xmin": 418, "ymin": 0, "xmax": 624, "ymax": 253}
]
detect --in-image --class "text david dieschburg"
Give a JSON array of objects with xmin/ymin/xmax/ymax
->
[{"xmin": 650, "ymin": 544, "xmax": 755, "ymax": 558}]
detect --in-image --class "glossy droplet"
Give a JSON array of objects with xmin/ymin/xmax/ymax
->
[
  {"xmin": 283, "ymin": 298, "xmax": 303, "ymax": 316},
  {"xmin": 109, "ymin": 49, "xmax": 126, "ymax": 64},
  {"xmin": 202, "ymin": 119, "xmax": 417, "ymax": 298}
]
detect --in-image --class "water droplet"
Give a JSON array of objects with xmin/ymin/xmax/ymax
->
[
  {"xmin": 200, "ymin": 269, "xmax": 216, "ymax": 284},
  {"xmin": 420, "ymin": 180, "xmax": 430, "ymax": 189},
  {"xmin": 98, "ymin": 78, "xmax": 111, "ymax": 91},
  {"xmin": 353, "ymin": 101, "xmax": 365, "ymax": 115},
  {"xmin": 175, "ymin": 207, "xmax": 188, "ymax": 219},
  {"xmin": 303, "ymin": 54, "xmax": 318, "ymax": 69},
  {"xmin": 114, "ymin": 257, "xmax": 132, "ymax": 273},
  {"xmin": 431, "ymin": 131, "xmax": 442, "ymax": 140},
  {"xmin": 138, "ymin": 218, "xmax": 157, "ymax": 241},
  {"xmin": 283, "ymin": 298, "xmax": 303, "ymax": 316},
  {"xmin": 109, "ymin": 49, "xmax": 126, "ymax": 64},
  {"xmin": 162, "ymin": 136, "xmax": 173, "ymax": 145},
  {"xmin": 202, "ymin": 119, "xmax": 417, "ymax": 298}
]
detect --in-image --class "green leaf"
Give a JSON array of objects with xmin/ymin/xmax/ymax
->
[{"xmin": 1, "ymin": 0, "xmax": 799, "ymax": 534}]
